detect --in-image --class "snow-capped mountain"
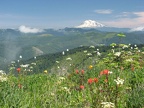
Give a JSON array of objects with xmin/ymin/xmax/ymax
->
[
  {"xmin": 130, "ymin": 26, "xmax": 144, "ymax": 32},
  {"xmin": 76, "ymin": 20, "xmax": 105, "ymax": 28}
]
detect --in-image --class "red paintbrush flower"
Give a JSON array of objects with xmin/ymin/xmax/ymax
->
[
  {"xmin": 80, "ymin": 85, "xmax": 84, "ymax": 90},
  {"xmin": 93, "ymin": 78, "xmax": 98, "ymax": 83},
  {"xmin": 81, "ymin": 69, "xmax": 84, "ymax": 74},
  {"xmin": 88, "ymin": 78, "xmax": 93, "ymax": 84},
  {"xmin": 75, "ymin": 69, "xmax": 79, "ymax": 74},
  {"xmin": 100, "ymin": 69, "xmax": 109, "ymax": 76},
  {"xmin": 17, "ymin": 68, "xmax": 21, "ymax": 73},
  {"xmin": 103, "ymin": 69, "xmax": 109, "ymax": 75}
]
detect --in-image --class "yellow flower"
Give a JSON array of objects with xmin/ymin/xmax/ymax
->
[
  {"xmin": 44, "ymin": 70, "xmax": 48, "ymax": 74},
  {"xmin": 89, "ymin": 65, "xmax": 93, "ymax": 69}
]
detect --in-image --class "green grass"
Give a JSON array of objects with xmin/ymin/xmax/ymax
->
[{"xmin": 1, "ymin": 67, "xmax": 144, "ymax": 108}]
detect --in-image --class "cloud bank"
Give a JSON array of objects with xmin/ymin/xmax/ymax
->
[
  {"xmin": 95, "ymin": 9, "xmax": 113, "ymax": 14},
  {"xmin": 102, "ymin": 12, "xmax": 144, "ymax": 28},
  {"xmin": 19, "ymin": 25, "xmax": 43, "ymax": 33},
  {"xmin": 130, "ymin": 26, "xmax": 144, "ymax": 32}
]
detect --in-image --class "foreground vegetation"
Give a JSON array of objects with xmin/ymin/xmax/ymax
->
[{"xmin": 0, "ymin": 34, "xmax": 144, "ymax": 108}]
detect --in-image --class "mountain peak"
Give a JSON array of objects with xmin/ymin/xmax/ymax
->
[{"xmin": 76, "ymin": 20, "xmax": 105, "ymax": 28}]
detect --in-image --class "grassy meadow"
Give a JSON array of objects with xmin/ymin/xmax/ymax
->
[{"xmin": 0, "ymin": 34, "xmax": 144, "ymax": 108}]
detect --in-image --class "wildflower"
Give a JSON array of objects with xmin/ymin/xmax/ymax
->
[
  {"xmin": 134, "ymin": 47, "xmax": 138, "ymax": 50},
  {"xmin": 66, "ymin": 57, "xmax": 72, "ymax": 60},
  {"xmin": 75, "ymin": 69, "xmax": 79, "ymax": 74},
  {"xmin": 128, "ymin": 51, "xmax": 132, "ymax": 55},
  {"xmin": 31, "ymin": 62, "xmax": 36, "ymax": 65},
  {"xmin": 50, "ymin": 92, "xmax": 55, "ymax": 96},
  {"xmin": 88, "ymin": 78, "xmax": 93, "ymax": 84},
  {"xmin": 101, "ymin": 102, "xmax": 115, "ymax": 108},
  {"xmin": 61, "ymin": 87, "xmax": 71, "ymax": 94},
  {"xmin": 62, "ymin": 87, "xmax": 68, "ymax": 90},
  {"xmin": 62, "ymin": 51, "xmax": 65, "ymax": 55},
  {"xmin": 100, "ymin": 69, "xmax": 111, "ymax": 76},
  {"xmin": 56, "ymin": 61, "xmax": 59, "ymax": 63},
  {"xmin": 111, "ymin": 49, "xmax": 115, "ymax": 53},
  {"xmin": 83, "ymin": 50, "xmax": 87, "ymax": 53},
  {"xmin": 62, "ymin": 68, "xmax": 66, "ymax": 71},
  {"xmin": 81, "ymin": 69, "xmax": 84, "ymax": 74},
  {"xmin": 0, "ymin": 76, "xmax": 7, "ymax": 82},
  {"xmin": 44, "ymin": 70, "xmax": 48, "ymax": 74},
  {"xmin": 100, "ymin": 71, "xmax": 104, "ymax": 75},
  {"xmin": 126, "ymin": 58, "xmax": 133, "ymax": 62},
  {"xmin": 17, "ymin": 68, "xmax": 21, "ymax": 73},
  {"xmin": 11, "ymin": 61, "xmax": 15, "ymax": 64},
  {"xmin": 93, "ymin": 78, "xmax": 98, "ymax": 83},
  {"xmin": 18, "ymin": 83, "xmax": 23, "ymax": 89},
  {"xmin": 30, "ymin": 66, "xmax": 33, "ymax": 69},
  {"xmin": 122, "ymin": 45, "xmax": 128, "ymax": 49},
  {"xmin": 80, "ymin": 85, "xmax": 84, "ymax": 90},
  {"xmin": 142, "ymin": 52, "xmax": 144, "ymax": 54},
  {"xmin": 87, "ymin": 53, "xmax": 92, "ymax": 56},
  {"xmin": 114, "ymin": 77, "xmax": 124, "ymax": 85},
  {"xmin": 108, "ymin": 71, "xmax": 113, "ymax": 74},
  {"xmin": 20, "ymin": 64, "xmax": 29, "ymax": 68},
  {"xmin": 66, "ymin": 49, "xmax": 69, "ymax": 51},
  {"xmin": 0, "ymin": 70, "xmax": 6, "ymax": 75},
  {"xmin": 103, "ymin": 69, "xmax": 109, "ymax": 75},
  {"xmin": 19, "ymin": 55, "xmax": 22, "ymax": 59},
  {"xmin": 89, "ymin": 65, "xmax": 93, "ymax": 69},
  {"xmin": 114, "ymin": 52, "xmax": 121, "ymax": 57},
  {"xmin": 34, "ymin": 56, "xmax": 36, "ymax": 59},
  {"xmin": 97, "ymin": 52, "xmax": 101, "ymax": 56},
  {"xmin": 89, "ymin": 45, "xmax": 95, "ymax": 48},
  {"xmin": 59, "ymin": 77, "xmax": 65, "ymax": 81}
]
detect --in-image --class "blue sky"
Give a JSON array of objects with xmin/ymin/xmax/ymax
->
[{"xmin": 0, "ymin": 0, "xmax": 144, "ymax": 29}]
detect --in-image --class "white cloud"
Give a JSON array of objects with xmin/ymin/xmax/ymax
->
[
  {"xmin": 95, "ymin": 9, "xmax": 113, "ymax": 14},
  {"xmin": 102, "ymin": 12, "xmax": 144, "ymax": 28},
  {"xmin": 130, "ymin": 26, "xmax": 144, "ymax": 32},
  {"xmin": 115, "ymin": 12, "xmax": 132, "ymax": 18},
  {"xmin": 19, "ymin": 25, "xmax": 44, "ymax": 33}
]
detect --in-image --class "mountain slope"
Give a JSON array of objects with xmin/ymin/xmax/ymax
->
[{"xmin": 0, "ymin": 27, "xmax": 144, "ymax": 67}]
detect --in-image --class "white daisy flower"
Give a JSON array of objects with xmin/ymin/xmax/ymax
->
[{"xmin": 114, "ymin": 77, "xmax": 124, "ymax": 85}]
